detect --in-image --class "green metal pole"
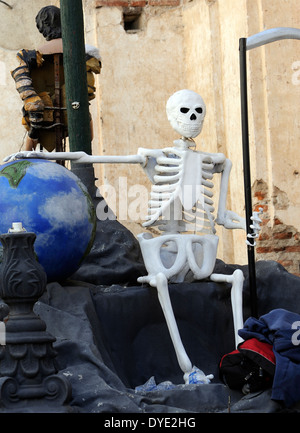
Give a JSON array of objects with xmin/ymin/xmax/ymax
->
[
  {"xmin": 60, "ymin": 0, "xmax": 92, "ymax": 160},
  {"xmin": 60, "ymin": 0, "xmax": 98, "ymax": 202}
]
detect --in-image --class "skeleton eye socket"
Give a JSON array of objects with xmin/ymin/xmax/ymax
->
[
  {"xmin": 195, "ymin": 107, "xmax": 203, "ymax": 114},
  {"xmin": 180, "ymin": 107, "xmax": 190, "ymax": 113}
]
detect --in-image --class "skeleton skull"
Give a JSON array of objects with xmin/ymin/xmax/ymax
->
[{"xmin": 166, "ymin": 89, "xmax": 206, "ymax": 138}]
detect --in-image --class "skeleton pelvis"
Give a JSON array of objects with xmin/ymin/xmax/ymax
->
[{"xmin": 137, "ymin": 232, "xmax": 219, "ymax": 283}]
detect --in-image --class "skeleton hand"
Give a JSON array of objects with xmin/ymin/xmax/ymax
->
[
  {"xmin": 216, "ymin": 210, "xmax": 246, "ymax": 230},
  {"xmin": 246, "ymin": 208, "xmax": 263, "ymax": 247},
  {"xmin": 3, "ymin": 151, "xmax": 90, "ymax": 163},
  {"xmin": 3, "ymin": 151, "xmax": 46, "ymax": 162}
]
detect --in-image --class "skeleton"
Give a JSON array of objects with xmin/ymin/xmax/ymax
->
[
  {"xmin": 135, "ymin": 89, "xmax": 254, "ymax": 383},
  {"xmin": 4, "ymin": 89, "xmax": 262, "ymax": 384}
]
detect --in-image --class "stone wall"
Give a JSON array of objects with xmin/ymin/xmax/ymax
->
[{"xmin": 253, "ymin": 179, "xmax": 300, "ymax": 277}]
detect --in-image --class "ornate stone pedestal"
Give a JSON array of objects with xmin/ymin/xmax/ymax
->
[{"xmin": 0, "ymin": 226, "xmax": 72, "ymax": 412}]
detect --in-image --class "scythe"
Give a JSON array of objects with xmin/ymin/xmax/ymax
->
[{"xmin": 239, "ymin": 27, "xmax": 300, "ymax": 318}]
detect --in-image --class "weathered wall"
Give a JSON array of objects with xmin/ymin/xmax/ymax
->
[
  {"xmin": 89, "ymin": 1, "xmax": 186, "ymax": 236},
  {"xmin": 181, "ymin": 0, "xmax": 300, "ymax": 272},
  {"xmin": 181, "ymin": 0, "xmax": 249, "ymax": 263},
  {"xmin": 0, "ymin": 0, "xmax": 299, "ymax": 274},
  {"xmin": 246, "ymin": 0, "xmax": 300, "ymax": 275},
  {"xmin": 88, "ymin": 0, "xmax": 300, "ymax": 273}
]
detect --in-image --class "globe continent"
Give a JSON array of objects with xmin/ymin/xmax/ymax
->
[{"xmin": 0, "ymin": 159, "xmax": 96, "ymax": 282}]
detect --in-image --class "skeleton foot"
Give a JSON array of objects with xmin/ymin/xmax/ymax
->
[{"xmin": 210, "ymin": 269, "xmax": 244, "ymax": 347}]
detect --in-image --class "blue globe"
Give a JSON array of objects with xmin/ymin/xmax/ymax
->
[{"xmin": 0, "ymin": 159, "xmax": 96, "ymax": 282}]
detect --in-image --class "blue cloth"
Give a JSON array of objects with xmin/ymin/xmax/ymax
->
[{"xmin": 239, "ymin": 308, "xmax": 300, "ymax": 407}]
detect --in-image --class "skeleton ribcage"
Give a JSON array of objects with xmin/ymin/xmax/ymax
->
[{"xmin": 143, "ymin": 147, "xmax": 216, "ymax": 235}]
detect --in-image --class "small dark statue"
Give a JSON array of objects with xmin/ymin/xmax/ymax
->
[{"xmin": 11, "ymin": 6, "xmax": 101, "ymax": 152}]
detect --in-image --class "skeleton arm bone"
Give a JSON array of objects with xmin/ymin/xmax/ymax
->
[
  {"xmin": 214, "ymin": 157, "xmax": 263, "ymax": 239},
  {"xmin": 214, "ymin": 158, "xmax": 246, "ymax": 230},
  {"xmin": 3, "ymin": 150, "xmax": 146, "ymax": 165}
]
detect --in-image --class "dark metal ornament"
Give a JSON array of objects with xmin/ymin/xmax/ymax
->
[{"xmin": 0, "ymin": 229, "xmax": 72, "ymax": 412}]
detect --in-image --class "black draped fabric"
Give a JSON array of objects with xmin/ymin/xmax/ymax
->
[{"xmin": 31, "ymin": 216, "xmax": 300, "ymax": 413}]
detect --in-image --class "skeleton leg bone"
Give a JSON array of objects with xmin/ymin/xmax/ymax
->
[
  {"xmin": 151, "ymin": 272, "xmax": 193, "ymax": 379},
  {"xmin": 210, "ymin": 269, "xmax": 244, "ymax": 347},
  {"xmin": 150, "ymin": 272, "xmax": 214, "ymax": 384}
]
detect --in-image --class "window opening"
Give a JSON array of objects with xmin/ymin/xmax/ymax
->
[{"xmin": 123, "ymin": 8, "xmax": 143, "ymax": 33}]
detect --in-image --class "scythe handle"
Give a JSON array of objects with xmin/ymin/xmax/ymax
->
[
  {"xmin": 239, "ymin": 26, "xmax": 300, "ymax": 318},
  {"xmin": 246, "ymin": 27, "xmax": 300, "ymax": 50}
]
